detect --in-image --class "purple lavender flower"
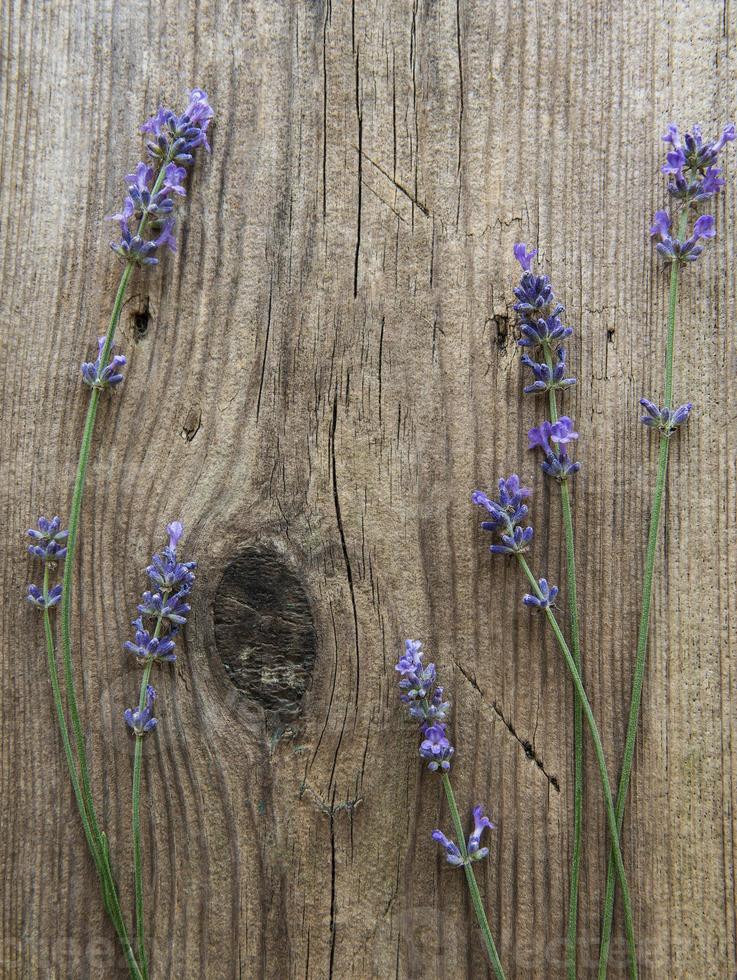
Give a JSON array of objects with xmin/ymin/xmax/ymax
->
[
  {"xmin": 137, "ymin": 589, "xmax": 191, "ymax": 626},
  {"xmin": 521, "ymin": 346, "xmax": 577, "ymax": 394},
  {"xmin": 26, "ymin": 516, "xmax": 68, "ymax": 561},
  {"xmin": 141, "ymin": 89, "xmax": 214, "ymax": 162},
  {"xmin": 419, "ymin": 722, "xmax": 454, "ymax": 772},
  {"xmin": 651, "ymin": 211, "xmax": 717, "ymax": 264},
  {"xmin": 528, "ymin": 417, "xmax": 579, "ymax": 455},
  {"xmin": 661, "ymin": 123, "xmax": 735, "ymax": 201},
  {"xmin": 540, "ymin": 451, "xmax": 580, "ymax": 481},
  {"xmin": 81, "ymin": 336, "xmax": 127, "ymax": 389},
  {"xmin": 145, "ymin": 522, "xmax": 197, "ymax": 593},
  {"xmin": 396, "ymin": 639, "xmax": 452, "ymax": 766},
  {"xmin": 110, "ymin": 89, "xmax": 213, "ymax": 265},
  {"xmin": 124, "ymin": 617, "xmax": 178, "ymax": 663},
  {"xmin": 490, "ymin": 524, "xmax": 534, "ymax": 556},
  {"xmin": 513, "ymin": 242, "xmax": 538, "ymax": 272},
  {"xmin": 639, "ymin": 398, "xmax": 693, "ymax": 436},
  {"xmin": 27, "ymin": 583, "xmax": 63, "ymax": 610},
  {"xmin": 124, "ymin": 685, "xmax": 158, "ymax": 736},
  {"xmin": 517, "ymin": 312, "xmax": 573, "ymax": 349},
  {"xmin": 523, "ymin": 578, "xmax": 558, "ymax": 610},
  {"xmin": 467, "ymin": 806, "xmax": 495, "ymax": 861},
  {"xmin": 652, "ymin": 122, "xmax": 732, "ymax": 265},
  {"xmin": 432, "ymin": 830, "xmax": 465, "ymax": 866},
  {"xmin": 472, "ymin": 475, "xmax": 534, "ymax": 553},
  {"xmin": 527, "ymin": 418, "xmax": 581, "ymax": 481},
  {"xmin": 433, "ymin": 805, "xmax": 495, "ymax": 867}
]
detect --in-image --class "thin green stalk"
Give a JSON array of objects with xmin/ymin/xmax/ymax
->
[
  {"xmin": 132, "ymin": 601, "xmax": 167, "ymax": 979},
  {"xmin": 543, "ymin": 346, "xmax": 584, "ymax": 980},
  {"xmin": 517, "ymin": 555, "xmax": 638, "ymax": 980},
  {"xmin": 132, "ymin": 660, "xmax": 154, "ymax": 979},
  {"xmin": 598, "ymin": 207, "xmax": 689, "ymax": 977},
  {"xmin": 60, "ymin": 264, "xmax": 133, "ymax": 831},
  {"xmin": 440, "ymin": 774, "xmax": 506, "ymax": 980},
  {"xmin": 43, "ymin": 568, "xmax": 143, "ymax": 980}
]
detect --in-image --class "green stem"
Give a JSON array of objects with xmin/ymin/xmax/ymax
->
[
  {"xmin": 132, "ymin": 603, "xmax": 167, "ymax": 979},
  {"xmin": 543, "ymin": 348, "xmax": 584, "ymax": 980},
  {"xmin": 42, "ymin": 568, "xmax": 143, "ymax": 980},
  {"xmin": 440, "ymin": 774, "xmax": 506, "ymax": 980},
  {"xmin": 132, "ymin": 660, "xmax": 154, "ymax": 979},
  {"xmin": 597, "ymin": 207, "xmax": 688, "ymax": 978},
  {"xmin": 517, "ymin": 555, "xmax": 638, "ymax": 979}
]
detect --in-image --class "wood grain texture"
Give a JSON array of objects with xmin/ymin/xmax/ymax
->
[{"xmin": 1, "ymin": 0, "xmax": 736, "ymax": 976}]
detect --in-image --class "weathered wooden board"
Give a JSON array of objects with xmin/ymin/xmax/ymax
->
[{"xmin": 1, "ymin": 0, "xmax": 736, "ymax": 977}]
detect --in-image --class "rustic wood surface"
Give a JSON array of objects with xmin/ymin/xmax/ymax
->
[{"xmin": 2, "ymin": 0, "xmax": 736, "ymax": 977}]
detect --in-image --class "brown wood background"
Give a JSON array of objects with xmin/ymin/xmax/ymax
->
[{"xmin": 2, "ymin": 0, "xmax": 736, "ymax": 977}]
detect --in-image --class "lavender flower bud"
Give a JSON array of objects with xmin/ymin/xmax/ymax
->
[
  {"xmin": 521, "ymin": 346, "xmax": 577, "ymax": 394},
  {"xmin": 472, "ymin": 475, "xmax": 535, "ymax": 553},
  {"xmin": 81, "ymin": 336, "xmax": 127, "ymax": 389},
  {"xmin": 419, "ymin": 722, "xmax": 454, "ymax": 771},
  {"xmin": 527, "ymin": 418, "xmax": 581, "ymax": 481},
  {"xmin": 517, "ymin": 313, "xmax": 572, "ymax": 349},
  {"xmin": 432, "ymin": 830, "xmax": 465, "ymax": 866},
  {"xmin": 467, "ymin": 805, "xmax": 495, "ymax": 861},
  {"xmin": 124, "ymin": 617, "xmax": 178, "ymax": 663},
  {"xmin": 26, "ymin": 516, "xmax": 69, "ymax": 561},
  {"xmin": 124, "ymin": 685, "xmax": 158, "ymax": 736},
  {"xmin": 639, "ymin": 399, "xmax": 693, "ymax": 437},
  {"xmin": 523, "ymin": 578, "xmax": 558, "ymax": 610},
  {"xmin": 433, "ymin": 806, "xmax": 495, "ymax": 867},
  {"xmin": 513, "ymin": 242, "xmax": 538, "ymax": 272},
  {"xmin": 26, "ymin": 583, "xmax": 63, "ymax": 610},
  {"xmin": 490, "ymin": 524, "xmax": 534, "ymax": 556},
  {"xmin": 137, "ymin": 588, "xmax": 191, "ymax": 626}
]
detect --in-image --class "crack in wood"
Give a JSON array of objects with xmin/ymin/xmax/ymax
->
[{"xmin": 454, "ymin": 659, "xmax": 560, "ymax": 792}]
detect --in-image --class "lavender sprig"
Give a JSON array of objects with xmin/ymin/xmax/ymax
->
[
  {"xmin": 35, "ymin": 88, "xmax": 213, "ymax": 980},
  {"xmin": 127, "ymin": 522, "xmax": 196, "ymax": 975},
  {"xmin": 511, "ymin": 242, "xmax": 585, "ymax": 978},
  {"xmin": 394, "ymin": 641, "xmax": 505, "ymax": 978},
  {"xmin": 472, "ymin": 480, "xmax": 637, "ymax": 978},
  {"xmin": 599, "ymin": 121, "xmax": 732, "ymax": 979}
]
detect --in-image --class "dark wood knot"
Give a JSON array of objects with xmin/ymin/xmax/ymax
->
[{"xmin": 213, "ymin": 545, "xmax": 317, "ymax": 726}]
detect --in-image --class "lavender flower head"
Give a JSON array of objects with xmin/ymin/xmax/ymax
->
[
  {"xmin": 523, "ymin": 577, "xmax": 558, "ymax": 610},
  {"xmin": 124, "ymin": 522, "xmax": 196, "ymax": 666},
  {"xmin": 639, "ymin": 398, "xmax": 693, "ymax": 437},
  {"xmin": 661, "ymin": 123, "xmax": 734, "ymax": 202},
  {"xmin": 651, "ymin": 122, "xmax": 733, "ymax": 265},
  {"xmin": 109, "ymin": 89, "xmax": 213, "ymax": 266},
  {"xmin": 124, "ymin": 685, "xmax": 158, "ymax": 736},
  {"xmin": 27, "ymin": 583, "xmax": 63, "ymax": 610},
  {"xmin": 527, "ymin": 418, "xmax": 581, "ymax": 481},
  {"xmin": 419, "ymin": 722, "xmax": 454, "ymax": 772},
  {"xmin": 26, "ymin": 515, "xmax": 68, "ymax": 562},
  {"xmin": 396, "ymin": 639, "xmax": 453, "ymax": 771},
  {"xmin": 433, "ymin": 805, "xmax": 495, "ymax": 867},
  {"xmin": 25, "ymin": 516, "xmax": 68, "ymax": 611},
  {"xmin": 650, "ymin": 211, "xmax": 716, "ymax": 264},
  {"xmin": 471, "ymin": 475, "xmax": 534, "ymax": 555},
  {"xmin": 81, "ymin": 336, "xmax": 127, "ymax": 389}
]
